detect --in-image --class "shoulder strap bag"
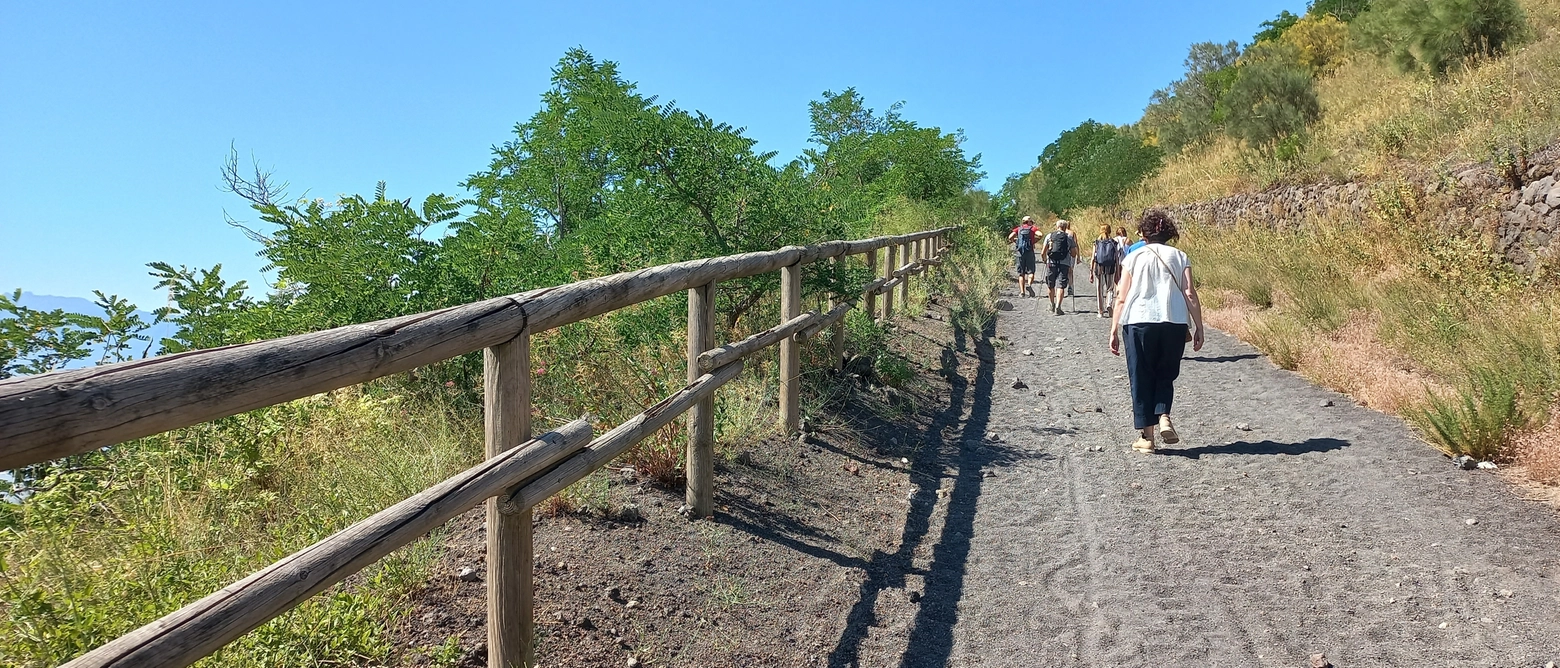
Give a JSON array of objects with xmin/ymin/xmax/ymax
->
[{"xmin": 1143, "ymin": 245, "xmax": 1195, "ymax": 343}]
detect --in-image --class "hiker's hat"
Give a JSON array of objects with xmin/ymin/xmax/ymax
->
[{"xmin": 1021, "ymin": 215, "xmax": 1033, "ymax": 223}]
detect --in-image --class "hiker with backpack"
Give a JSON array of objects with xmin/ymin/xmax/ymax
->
[
  {"xmin": 1108, "ymin": 209, "xmax": 1205, "ymax": 454},
  {"xmin": 1008, "ymin": 215, "xmax": 1040, "ymax": 297},
  {"xmin": 1040, "ymin": 220, "xmax": 1074, "ymax": 315},
  {"xmin": 1089, "ymin": 223, "xmax": 1122, "ymax": 317},
  {"xmin": 1060, "ymin": 220, "xmax": 1080, "ymax": 304}
]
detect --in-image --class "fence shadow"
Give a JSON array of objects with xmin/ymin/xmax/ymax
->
[
  {"xmin": 1161, "ymin": 438, "xmax": 1351, "ymax": 459},
  {"xmin": 818, "ymin": 317, "xmax": 1031, "ymax": 668}
]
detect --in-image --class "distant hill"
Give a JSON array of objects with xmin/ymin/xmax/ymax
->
[{"xmin": 13, "ymin": 291, "xmax": 178, "ymax": 363}]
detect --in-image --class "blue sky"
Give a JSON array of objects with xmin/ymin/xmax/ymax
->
[{"xmin": 0, "ymin": 0, "xmax": 1298, "ymax": 308}]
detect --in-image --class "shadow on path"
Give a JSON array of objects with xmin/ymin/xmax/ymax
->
[
  {"xmin": 1161, "ymin": 438, "xmax": 1350, "ymax": 459},
  {"xmin": 892, "ymin": 317, "xmax": 1003, "ymax": 668},
  {"xmin": 822, "ymin": 318, "xmax": 1048, "ymax": 668},
  {"xmin": 1185, "ymin": 353, "xmax": 1261, "ymax": 363}
]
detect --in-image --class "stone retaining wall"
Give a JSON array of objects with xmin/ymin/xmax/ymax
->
[{"xmin": 1152, "ymin": 143, "xmax": 1560, "ymax": 274}]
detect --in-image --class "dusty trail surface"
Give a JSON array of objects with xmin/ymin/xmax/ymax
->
[
  {"xmin": 392, "ymin": 275, "xmax": 1560, "ymax": 668},
  {"xmin": 941, "ymin": 279, "xmax": 1560, "ymax": 666}
]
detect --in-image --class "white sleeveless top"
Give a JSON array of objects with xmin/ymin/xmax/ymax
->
[{"xmin": 1120, "ymin": 244, "xmax": 1191, "ymax": 325}]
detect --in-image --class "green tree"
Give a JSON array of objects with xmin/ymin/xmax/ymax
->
[
  {"xmin": 1308, "ymin": 0, "xmax": 1373, "ymax": 21},
  {"xmin": 1355, "ymin": 0, "xmax": 1528, "ymax": 75},
  {"xmin": 89, "ymin": 291, "xmax": 151, "ymax": 363},
  {"xmin": 1034, "ymin": 121, "xmax": 1163, "ymax": 214},
  {"xmin": 1221, "ymin": 43, "xmax": 1323, "ymax": 149},
  {"xmin": 997, "ymin": 167, "xmax": 1050, "ymax": 227},
  {"xmin": 0, "ymin": 290, "xmax": 100, "ymax": 378},
  {"xmin": 1255, "ymin": 10, "xmax": 1302, "ymax": 43},
  {"xmin": 463, "ymin": 50, "xmax": 633, "ymax": 240},
  {"xmin": 804, "ymin": 88, "xmax": 982, "ymax": 233},
  {"xmin": 1142, "ymin": 41, "xmax": 1243, "ymax": 153}
]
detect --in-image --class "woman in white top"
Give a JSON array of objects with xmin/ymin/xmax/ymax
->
[{"xmin": 1108, "ymin": 210, "xmax": 1205, "ymax": 453}]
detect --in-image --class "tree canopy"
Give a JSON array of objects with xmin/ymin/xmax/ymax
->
[
  {"xmin": 1033, "ymin": 121, "xmax": 1163, "ymax": 215},
  {"xmin": 4, "ymin": 48, "xmax": 985, "ymax": 378}
]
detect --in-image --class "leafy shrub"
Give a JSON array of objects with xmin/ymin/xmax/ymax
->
[
  {"xmin": 1222, "ymin": 43, "xmax": 1324, "ymax": 149},
  {"xmin": 1143, "ymin": 41, "xmax": 1244, "ymax": 154},
  {"xmin": 1411, "ymin": 370, "xmax": 1526, "ymax": 460},
  {"xmin": 1257, "ymin": 11, "xmax": 1304, "ymax": 44},
  {"xmin": 1355, "ymin": 0, "xmax": 1530, "ymax": 76},
  {"xmin": 1282, "ymin": 14, "xmax": 1354, "ymax": 74},
  {"xmin": 1310, "ymin": 0, "xmax": 1374, "ymax": 21},
  {"xmin": 1034, "ymin": 121, "xmax": 1163, "ymax": 214}
]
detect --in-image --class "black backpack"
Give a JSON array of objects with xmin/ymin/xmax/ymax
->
[
  {"xmin": 1093, "ymin": 238, "xmax": 1119, "ymax": 267},
  {"xmin": 1046, "ymin": 231, "xmax": 1071, "ymax": 263},
  {"xmin": 1014, "ymin": 225, "xmax": 1035, "ymax": 252}
]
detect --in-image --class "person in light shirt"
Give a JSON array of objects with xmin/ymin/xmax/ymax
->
[{"xmin": 1108, "ymin": 209, "xmax": 1205, "ymax": 453}]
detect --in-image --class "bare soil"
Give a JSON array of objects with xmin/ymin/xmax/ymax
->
[{"xmin": 390, "ymin": 296, "xmax": 987, "ymax": 667}]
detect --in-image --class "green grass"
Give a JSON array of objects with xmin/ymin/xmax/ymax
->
[
  {"xmin": 1177, "ymin": 198, "xmax": 1560, "ymax": 461},
  {"xmin": 1410, "ymin": 370, "xmax": 1528, "ymax": 460},
  {"xmin": 933, "ymin": 226, "xmax": 1009, "ymax": 337},
  {"xmin": 0, "ymin": 212, "xmax": 985, "ymax": 664},
  {"xmin": 0, "ymin": 386, "xmax": 479, "ymax": 667}
]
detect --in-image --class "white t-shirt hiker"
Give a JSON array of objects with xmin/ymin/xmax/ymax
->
[{"xmin": 1119, "ymin": 243, "xmax": 1191, "ymax": 325}]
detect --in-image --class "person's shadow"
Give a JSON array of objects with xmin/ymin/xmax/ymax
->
[
  {"xmin": 1184, "ymin": 353, "xmax": 1260, "ymax": 363},
  {"xmin": 1160, "ymin": 438, "xmax": 1350, "ymax": 459}
]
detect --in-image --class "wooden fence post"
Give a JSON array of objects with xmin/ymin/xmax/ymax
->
[
  {"xmin": 830, "ymin": 255, "xmax": 847, "ymax": 371},
  {"xmin": 485, "ymin": 335, "xmax": 533, "ymax": 668},
  {"xmin": 686, "ymin": 282, "xmax": 716, "ymax": 518},
  {"xmin": 898, "ymin": 242, "xmax": 911, "ymax": 308},
  {"xmin": 882, "ymin": 244, "xmax": 897, "ymax": 320},
  {"xmin": 864, "ymin": 248, "xmax": 879, "ymax": 319},
  {"xmin": 779, "ymin": 262, "xmax": 802, "ymax": 434}
]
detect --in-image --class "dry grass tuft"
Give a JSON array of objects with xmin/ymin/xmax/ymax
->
[
  {"xmin": 1293, "ymin": 311, "xmax": 1446, "ymax": 414},
  {"xmin": 1202, "ymin": 292, "xmax": 1444, "ymax": 414},
  {"xmin": 1512, "ymin": 400, "xmax": 1560, "ymax": 485},
  {"xmin": 620, "ymin": 423, "xmax": 687, "ymax": 488}
]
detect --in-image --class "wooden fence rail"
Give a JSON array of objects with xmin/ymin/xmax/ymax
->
[
  {"xmin": 3, "ymin": 227, "xmax": 955, "ymax": 668},
  {"xmin": 0, "ymin": 229, "xmax": 948, "ymax": 471}
]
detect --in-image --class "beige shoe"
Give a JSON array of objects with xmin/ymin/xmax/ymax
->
[
  {"xmin": 1158, "ymin": 416, "xmax": 1180, "ymax": 445},
  {"xmin": 1132, "ymin": 437, "xmax": 1156, "ymax": 453}
]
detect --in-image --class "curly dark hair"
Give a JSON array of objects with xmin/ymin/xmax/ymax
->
[{"xmin": 1138, "ymin": 209, "xmax": 1179, "ymax": 244}]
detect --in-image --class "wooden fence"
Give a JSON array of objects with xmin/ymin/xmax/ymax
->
[{"xmin": 0, "ymin": 227, "xmax": 954, "ymax": 668}]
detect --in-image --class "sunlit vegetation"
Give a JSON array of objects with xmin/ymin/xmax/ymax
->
[{"xmin": 0, "ymin": 48, "xmax": 999, "ymax": 665}]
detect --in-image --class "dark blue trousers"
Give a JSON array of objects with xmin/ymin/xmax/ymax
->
[{"xmin": 1123, "ymin": 322, "xmax": 1189, "ymax": 430}]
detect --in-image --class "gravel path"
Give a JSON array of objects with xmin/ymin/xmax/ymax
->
[{"xmin": 927, "ymin": 280, "xmax": 1560, "ymax": 667}]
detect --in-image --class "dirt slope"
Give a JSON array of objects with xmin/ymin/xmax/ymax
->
[{"xmin": 391, "ymin": 299, "xmax": 987, "ymax": 667}]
